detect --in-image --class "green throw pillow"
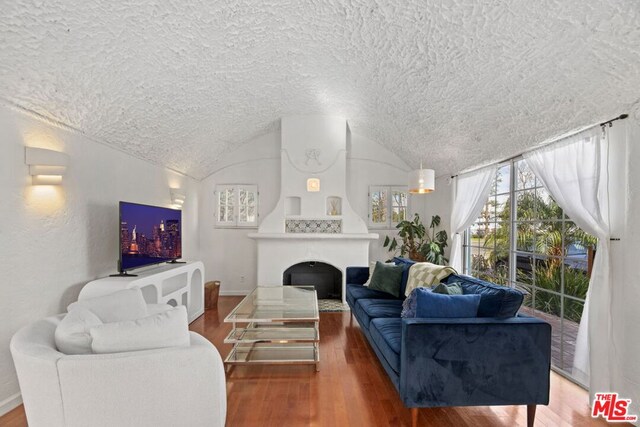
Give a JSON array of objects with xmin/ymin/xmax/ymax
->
[
  {"xmin": 368, "ymin": 261, "xmax": 404, "ymax": 297},
  {"xmin": 432, "ymin": 282, "xmax": 463, "ymax": 295}
]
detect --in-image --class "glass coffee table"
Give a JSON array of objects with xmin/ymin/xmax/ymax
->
[{"xmin": 223, "ymin": 286, "xmax": 320, "ymax": 371}]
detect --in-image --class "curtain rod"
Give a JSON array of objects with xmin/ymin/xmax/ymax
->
[{"xmin": 450, "ymin": 114, "xmax": 628, "ymax": 179}]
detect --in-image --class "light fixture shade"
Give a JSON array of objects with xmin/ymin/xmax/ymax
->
[
  {"xmin": 170, "ymin": 189, "xmax": 186, "ymax": 206},
  {"xmin": 306, "ymin": 178, "xmax": 320, "ymax": 192},
  {"xmin": 25, "ymin": 147, "xmax": 68, "ymax": 186},
  {"xmin": 408, "ymin": 168, "xmax": 435, "ymax": 194}
]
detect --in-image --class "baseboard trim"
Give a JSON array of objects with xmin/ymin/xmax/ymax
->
[
  {"xmin": 220, "ymin": 290, "xmax": 251, "ymax": 296},
  {"xmin": 0, "ymin": 392, "xmax": 22, "ymax": 417}
]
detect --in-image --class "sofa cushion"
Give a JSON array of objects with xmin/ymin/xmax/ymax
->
[
  {"xmin": 368, "ymin": 262, "xmax": 404, "ymax": 297},
  {"xmin": 355, "ymin": 299, "xmax": 403, "ymax": 329},
  {"xmin": 346, "ymin": 284, "xmax": 398, "ymax": 308},
  {"xmin": 393, "ymin": 257, "xmax": 416, "ymax": 297},
  {"xmin": 90, "ymin": 306, "xmax": 190, "ymax": 354},
  {"xmin": 54, "ymin": 307, "xmax": 103, "ymax": 354},
  {"xmin": 346, "ymin": 266, "xmax": 370, "ymax": 286},
  {"xmin": 370, "ymin": 318, "xmax": 402, "ymax": 374},
  {"xmin": 69, "ymin": 289, "xmax": 148, "ymax": 323},
  {"xmin": 415, "ymin": 288, "xmax": 481, "ymax": 318},
  {"xmin": 446, "ymin": 274, "xmax": 524, "ymax": 318}
]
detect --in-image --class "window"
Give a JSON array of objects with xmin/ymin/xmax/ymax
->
[
  {"xmin": 463, "ymin": 160, "xmax": 595, "ymax": 383},
  {"xmin": 368, "ymin": 186, "xmax": 408, "ymax": 228},
  {"xmin": 465, "ymin": 164, "xmax": 511, "ymax": 285},
  {"xmin": 215, "ymin": 184, "xmax": 258, "ymax": 227}
]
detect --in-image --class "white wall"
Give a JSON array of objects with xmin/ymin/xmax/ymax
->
[
  {"xmin": 199, "ymin": 129, "xmax": 416, "ymax": 295},
  {"xmin": 198, "ymin": 132, "xmax": 281, "ymax": 295},
  {"xmin": 0, "ymin": 105, "xmax": 199, "ymax": 413},
  {"xmin": 420, "ymin": 176, "xmax": 454, "ymax": 260}
]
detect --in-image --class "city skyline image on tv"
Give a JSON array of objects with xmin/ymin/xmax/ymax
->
[{"xmin": 120, "ymin": 202, "xmax": 182, "ymax": 271}]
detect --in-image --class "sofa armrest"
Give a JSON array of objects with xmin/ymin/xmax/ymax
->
[
  {"xmin": 346, "ymin": 266, "xmax": 369, "ymax": 285},
  {"xmin": 400, "ymin": 317, "xmax": 551, "ymax": 408},
  {"xmin": 57, "ymin": 332, "xmax": 226, "ymax": 427}
]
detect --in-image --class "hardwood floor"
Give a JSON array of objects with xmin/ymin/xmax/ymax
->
[{"xmin": 1, "ymin": 296, "xmax": 619, "ymax": 426}]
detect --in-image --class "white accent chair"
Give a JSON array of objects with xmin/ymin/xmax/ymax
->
[{"xmin": 10, "ymin": 315, "xmax": 227, "ymax": 427}]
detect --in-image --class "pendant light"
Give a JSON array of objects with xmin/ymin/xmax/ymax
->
[{"xmin": 408, "ymin": 162, "xmax": 435, "ymax": 194}]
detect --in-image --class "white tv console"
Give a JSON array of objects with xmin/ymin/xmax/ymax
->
[{"xmin": 79, "ymin": 261, "xmax": 205, "ymax": 323}]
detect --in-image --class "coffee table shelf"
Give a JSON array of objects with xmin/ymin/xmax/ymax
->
[
  {"xmin": 223, "ymin": 286, "xmax": 320, "ymax": 371},
  {"xmin": 225, "ymin": 343, "xmax": 318, "ymax": 366},
  {"xmin": 224, "ymin": 325, "xmax": 319, "ymax": 344}
]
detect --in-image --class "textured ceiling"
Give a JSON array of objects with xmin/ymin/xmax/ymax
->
[{"xmin": 1, "ymin": 0, "xmax": 639, "ymax": 179}]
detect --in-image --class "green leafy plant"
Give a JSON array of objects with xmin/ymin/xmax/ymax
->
[{"xmin": 383, "ymin": 213, "xmax": 449, "ymax": 265}]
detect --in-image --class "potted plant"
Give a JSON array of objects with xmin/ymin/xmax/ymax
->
[{"xmin": 383, "ymin": 213, "xmax": 449, "ymax": 265}]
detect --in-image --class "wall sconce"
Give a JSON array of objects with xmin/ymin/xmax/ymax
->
[
  {"xmin": 307, "ymin": 178, "xmax": 320, "ymax": 192},
  {"xmin": 170, "ymin": 189, "xmax": 186, "ymax": 206},
  {"xmin": 25, "ymin": 147, "xmax": 69, "ymax": 185}
]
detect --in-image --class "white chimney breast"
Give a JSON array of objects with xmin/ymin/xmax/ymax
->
[
  {"xmin": 250, "ymin": 115, "xmax": 377, "ymax": 297},
  {"xmin": 258, "ymin": 115, "xmax": 369, "ymax": 234}
]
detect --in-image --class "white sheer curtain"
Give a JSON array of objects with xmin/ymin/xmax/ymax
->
[
  {"xmin": 449, "ymin": 166, "xmax": 497, "ymax": 272},
  {"xmin": 523, "ymin": 127, "xmax": 611, "ymax": 398}
]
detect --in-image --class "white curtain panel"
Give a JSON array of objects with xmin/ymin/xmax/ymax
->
[
  {"xmin": 449, "ymin": 166, "xmax": 497, "ymax": 272},
  {"xmin": 523, "ymin": 127, "xmax": 611, "ymax": 399}
]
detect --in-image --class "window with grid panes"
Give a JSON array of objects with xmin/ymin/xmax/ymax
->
[
  {"xmin": 215, "ymin": 184, "xmax": 258, "ymax": 227},
  {"xmin": 463, "ymin": 160, "xmax": 595, "ymax": 383}
]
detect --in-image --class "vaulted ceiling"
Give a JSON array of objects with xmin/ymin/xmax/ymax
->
[{"xmin": 1, "ymin": 0, "xmax": 639, "ymax": 179}]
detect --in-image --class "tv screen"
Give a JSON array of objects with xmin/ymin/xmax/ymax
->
[{"xmin": 119, "ymin": 201, "xmax": 182, "ymax": 272}]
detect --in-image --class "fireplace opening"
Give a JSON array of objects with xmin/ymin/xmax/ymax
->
[{"xmin": 283, "ymin": 262, "xmax": 342, "ymax": 300}]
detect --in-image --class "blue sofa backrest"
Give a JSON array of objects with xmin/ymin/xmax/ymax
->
[
  {"xmin": 445, "ymin": 274, "xmax": 524, "ymax": 318},
  {"xmin": 393, "ymin": 257, "xmax": 416, "ymax": 299}
]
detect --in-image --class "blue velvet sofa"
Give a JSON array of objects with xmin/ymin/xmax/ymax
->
[{"xmin": 346, "ymin": 258, "xmax": 551, "ymax": 427}]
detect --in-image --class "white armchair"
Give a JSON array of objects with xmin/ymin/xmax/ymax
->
[{"xmin": 10, "ymin": 315, "xmax": 227, "ymax": 427}]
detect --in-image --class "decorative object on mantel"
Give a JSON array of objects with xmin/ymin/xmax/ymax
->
[
  {"xmin": 286, "ymin": 219, "xmax": 342, "ymax": 234},
  {"xmin": 408, "ymin": 162, "xmax": 435, "ymax": 194},
  {"xmin": 307, "ymin": 178, "xmax": 321, "ymax": 192},
  {"xmin": 327, "ymin": 196, "xmax": 342, "ymax": 216},
  {"xmin": 383, "ymin": 213, "xmax": 448, "ymax": 264}
]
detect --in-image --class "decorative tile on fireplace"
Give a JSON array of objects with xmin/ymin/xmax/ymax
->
[{"xmin": 285, "ymin": 219, "xmax": 342, "ymax": 234}]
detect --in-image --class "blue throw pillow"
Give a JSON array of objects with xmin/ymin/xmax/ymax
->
[{"xmin": 415, "ymin": 288, "xmax": 481, "ymax": 318}]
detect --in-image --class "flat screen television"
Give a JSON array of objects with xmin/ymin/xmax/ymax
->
[{"xmin": 117, "ymin": 201, "xmax": 182, "ymax": 274}]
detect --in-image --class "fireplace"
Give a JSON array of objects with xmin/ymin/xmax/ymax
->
[
  {"xmin": 249, "ymin": 115, "xmax": 378, "ymax": 302},
  {"xmin": 283, "ymin": 262, "xmax": 342, "ymax": 299}
]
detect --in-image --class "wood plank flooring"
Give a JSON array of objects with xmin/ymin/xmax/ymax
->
[{"xmin": 1, "ymin": 296, "xmax": 620, "ymax": 426}]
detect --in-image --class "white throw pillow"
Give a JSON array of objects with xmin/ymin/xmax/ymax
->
[
  {"xmin": 146, "ymin": 303, "xmax": 174, "ymax": 316},
  {"xmin": 90, "ymin": 306, "xmax": 190, "ymax": 354},
  {"xmin": 54, "ymin": 307, "xmax": 103, "ymax": 354},
  {"xmin": 68, "ymin": 289, "xmax": 148, "ymax": 323}
]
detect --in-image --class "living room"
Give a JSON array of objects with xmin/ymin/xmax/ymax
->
[{"xmin": 1, "ymin": 1, "xmax": 639, "ymax": 426}]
